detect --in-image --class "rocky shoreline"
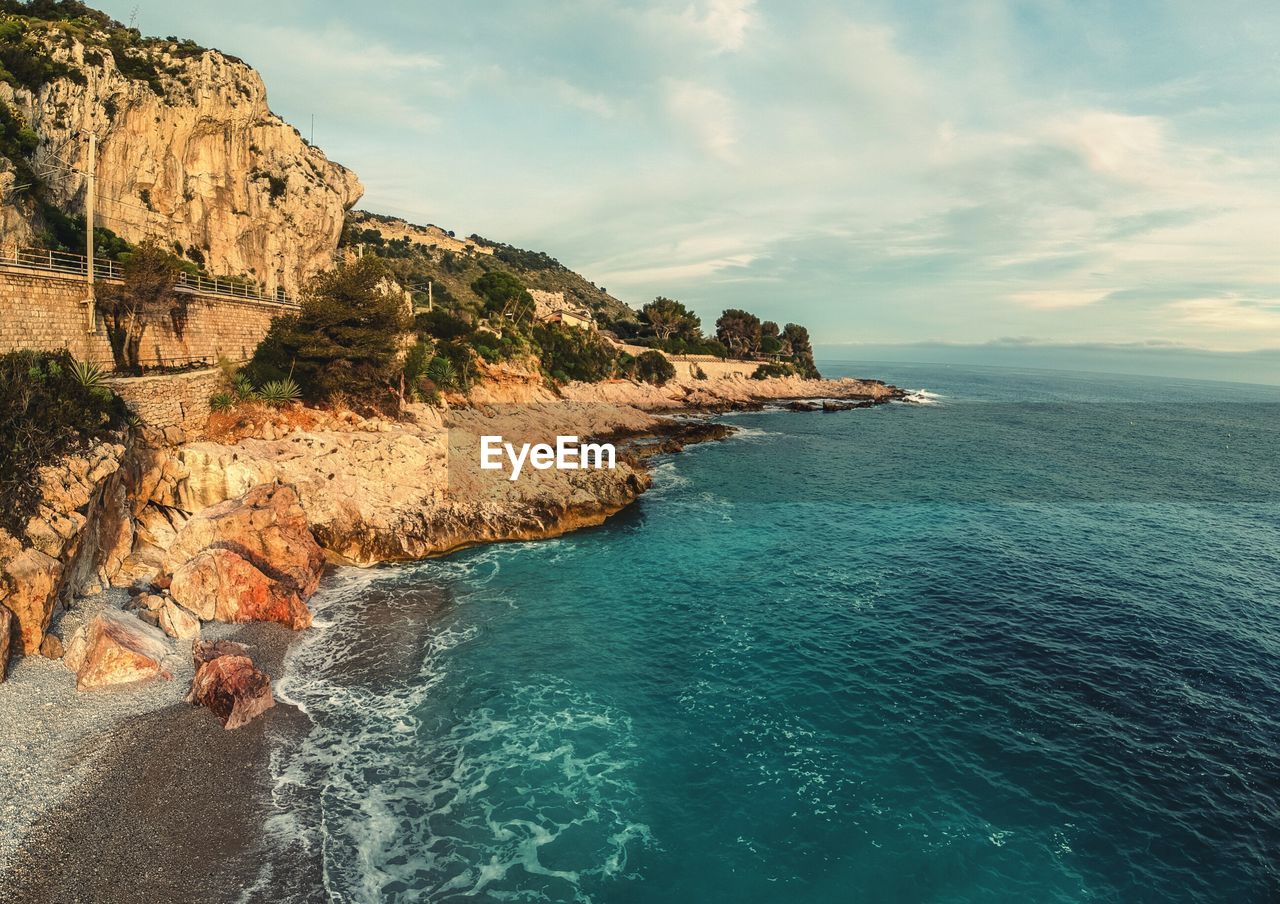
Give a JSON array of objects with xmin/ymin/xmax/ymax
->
[{"xmin": 0, "ymin": 371, "xmax": 903, "ymax": 898}]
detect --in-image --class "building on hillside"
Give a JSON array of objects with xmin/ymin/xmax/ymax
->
[{"xmin": 528, "ymin": 289, "xmax": 595, "ymax": 330}]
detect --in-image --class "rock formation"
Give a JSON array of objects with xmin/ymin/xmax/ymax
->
[
  {"xmin": 63, "ymin": 608, "xmax": 172, "ymax": 691},
  {"xmin": 1, "ymin": 25, "xmax": 361, "ymax": 295},
  {"xmin": 0, "ymin": 604, "xmax": 12, "ymax": 683},
  {"xmin": 186, "ymin": 639, "xmax": 275, "ymax": 729}
]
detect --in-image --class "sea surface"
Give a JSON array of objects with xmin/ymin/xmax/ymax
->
[{"xmin": 267, "ymin": 362, "xmax": 1280, "ymax": 903}]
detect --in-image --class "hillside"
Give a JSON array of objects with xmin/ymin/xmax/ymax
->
[
  {"xmin": 345, "ymin": 210, "xmax": 638, "ymax": 325},
  {"xmin": 0, "ymin": 0, "xmax": 360, "ymax": 294}
]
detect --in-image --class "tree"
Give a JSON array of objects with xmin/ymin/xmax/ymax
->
[
  {"xmin": 635, "ymin": 349, "xmax": 676, "ymax": 386},
  {"xmin": 715, "ymin": 308, "xmax": 762, "ymax": 358},
  {"xmin": 762, "ymin": 320, "xmax": 780, "ymax": 340},
  {"xmin": 246, "ymin": 256, "xmax": 409, "ymax": 409},
  {"xmin": 641, "ymin": 296, "xmax": 700, "ymax": 342},
  {"xmin": 781, "ymin": 323, "xmax": 819, "ymax": 378},
  {"xmin": 96, "ymin": 242, "xmax": 186, "ymax": 373},
  {"xmin": 472, "ymin": 270, "xmax": 533, "ymax": 322}
]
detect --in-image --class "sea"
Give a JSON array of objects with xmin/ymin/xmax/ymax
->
[{"xmin": 263, "ymin": 361, "xmax": 1280, "ymax": 903}]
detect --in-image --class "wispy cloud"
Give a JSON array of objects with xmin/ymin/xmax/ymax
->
[
  {"xmin": 94, "ymin": 0, "xmax": 1280, "ymax": 362},
  {"xmin": 663, "ymin": 79, "xmax": 739, "ymax": 162}
]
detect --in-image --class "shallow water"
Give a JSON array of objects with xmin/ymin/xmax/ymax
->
[{"xmin": 271, "ymin": 363, "xmax": 1280, "ymax": 903}]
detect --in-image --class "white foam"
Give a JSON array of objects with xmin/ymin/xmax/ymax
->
[
  {"xmin": 263, "ymin": 568, "xmax": 653, "ymax": 902},
  {"xmin": 904, "ymin": 388, "xmax": 942, "ymax": 405}
]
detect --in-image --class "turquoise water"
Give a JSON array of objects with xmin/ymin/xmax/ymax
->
[{"xmin": 271, "ymin": 363, "xmax": 1280, "ymax": 902}]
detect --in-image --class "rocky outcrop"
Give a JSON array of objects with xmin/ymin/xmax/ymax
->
[
  {"xmin": 559, "ymin": 373, "xmax": 904, "ymax": 411},
  {"xmin": 2, "ymin": 29, "xmax": 361, "ymax": 295},
  {"xmin": 173, "ymin": 404, "xmax": 654, "ymax": 565},
  {"xmin": 162, "ymin": 483, "xmax": 324, "ymax": 599},
  {"xmin": 63, "ymin": 608, "xmax": 172, "ymax": 691},
  {"xmin": 0, "ymin": 549, "xmax": 63, "ymax": 655},
  {"xmin": 0, "ymin": 604, "xmax": 12, "ymax": 683},
  {"xmin": 186, "ymin": 640, "xmax": 275, "ymax": 730},
  {"xmin": 158, "ymin": 600, "xmax": 201, "ymax": 640},
  {"xmin": 170, "ymin": 548, "xmax": 313, "ymax": 630}
]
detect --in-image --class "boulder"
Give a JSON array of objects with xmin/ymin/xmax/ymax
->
[
  {"xmin": 65, "ymin": 609, "xmax": 172, "ymax": 691},
  {"xmin": 186, "ymin": 640, "xmax": 275, "ymax": 729},
  {"xmin": 158, "ymin": 600, "xmax": 201, "ymax": 640},
  {"xmin": 162, "ymin": 483, "xmax": 324, "ymax": 601},
  {"xmin": 0, "ymin": 549, "xmax": 63, "ymax": 654},
  {"xmin": 39, "ymin": 632, "xmax": 64, "ymax": 660},
  {"xmin": 170, "ymin": 548, "xmax": 312, "ymax": 630},
  {"xmin": 0, "ymin": 604, "xmax": 12, "ymax": 682}
]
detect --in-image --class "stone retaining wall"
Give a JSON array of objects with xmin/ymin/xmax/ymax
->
[
  {"xmin": 0, "ymin": 268, "xmax": 289, "ymax": 367},
  {"xmin": 106, "ymin": 368, "xmax": 224, "ymax": 432}
]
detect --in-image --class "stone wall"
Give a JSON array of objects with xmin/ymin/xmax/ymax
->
[
  {"xmin": 106, "ymin": 368, "xmax": 225, "ymax": 433},
  {"xmin": 0, "ymin": 268, "xmax": 290, "ymax": 368},
  {"xmin": 615, "ymin": 342, "xmax": 760, "ymax": 381}
]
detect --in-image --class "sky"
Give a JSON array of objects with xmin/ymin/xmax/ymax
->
[{"xmin": 97, "ymin": 1, "xmax": 1280, "ymax": 378}]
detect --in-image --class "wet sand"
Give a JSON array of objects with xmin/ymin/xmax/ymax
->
[{"xmin": 0, "ymin": 622, "xmax": 325, "ymax": 903}]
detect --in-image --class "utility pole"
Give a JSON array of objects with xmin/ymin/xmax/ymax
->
[
  {"xmin": 427, "ymin": 280, "xmax": 433, "ymax": 311},
  {"xmin": 84, "ymin": 130, "xmax": 97, "ymax": 333}
]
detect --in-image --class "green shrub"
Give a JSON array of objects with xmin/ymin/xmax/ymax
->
[
  {"xmin": 530, "ymin": 323, "xmax": 617, "ymax": 384},
  {"xmin": 209, "ymin": 392, "xmax": 235, "ymax": 412},
  {"xmin": 231, "ymin": 373, "xmax": 258, "ymax": 401},
  {"xmin": 692, "ymin": 364, "xmax": 708, "ymax": 380},
  {"xmin": 425, "ymin": 356, "xmax": 457, "ymax": 390},
  {"xmin": 259, "ymin": 377, "xmax": 301, "ymax": 407},
  {"xmin": 635, "ymin": 350, "xmax": 676, "ymax": 386},
  {"xmin": 415, "ymin": 307, "xmax": 473, "ymax": 340},
  {"xmin": 751, "ymin": 362, "xmax": 796, "ymax": 380},
  {"xmin": 0, "ymin": 350, "xmax": 127, "ymax": 535}
]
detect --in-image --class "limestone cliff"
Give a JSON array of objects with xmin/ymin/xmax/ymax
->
[{"xmin": 0, "ymin": 20, "xmax": 362, "ymax": 295}]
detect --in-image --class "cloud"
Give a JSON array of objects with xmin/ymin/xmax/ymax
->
[
  {"xmin": 549, "ymin": 79, "xmax": 615, "ymax": 118},
  {"xmin": 679, "ymin": 0, "xmax": 757, "ymax": 52},
  {"xmin": 1168, "ymin": 296, "xmax": 1280, "ymax": 349},
  {"xmin": 663, "ymin": 80, "xmax": 739, "ymax": 162},
  {"xmin": 1008, "ymin": 289, "xmax": 1114, "ymax": 309}
]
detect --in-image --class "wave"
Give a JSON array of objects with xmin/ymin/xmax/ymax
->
[{"xmin": 904, "ymin": 389, "xmax": 942, "ymax": 405}]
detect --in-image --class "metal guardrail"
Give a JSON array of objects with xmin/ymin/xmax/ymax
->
[{"xmin": 0, "ymin": 245, "xmax": 298, "ymax": 308}]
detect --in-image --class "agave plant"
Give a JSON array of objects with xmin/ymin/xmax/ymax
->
[
  {"xmin": 209, "ymin": 392, "xmax": 236, "ymax": 412},
  {"xmin": 71, "ymin": 359, "xmax": 107, "ymax": 390},
  {"xmin": 232, "ymin": 373, "xmax": 258, "ymax": 401},
  {"xmin": 259, "ymin": 377, "xmax": 302, "ymax": 408},
  {"xmin": 426, "ymin": 356, "xmax": 457, "ymax": 390}
]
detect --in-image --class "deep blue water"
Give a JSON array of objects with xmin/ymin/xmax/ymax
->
[{"xmin": 271, "ymin": 363, "xmax": 1280, "ymax": 903}]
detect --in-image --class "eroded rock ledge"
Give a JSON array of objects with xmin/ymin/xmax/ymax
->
[{"xmin": 0, "ymin": 373, "xmax": 901, "ymax": 688}]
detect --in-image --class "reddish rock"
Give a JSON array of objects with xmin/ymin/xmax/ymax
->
[
  {"xmin": 170, "ymin": 548, "xmax": 313, "ymax": 630},
  {"xmin": 39, "ymin": 632, "xmax": 64, "ymax": 660},
  {"xmin": 65, "ymin": 609, "xmax": 172, "ymax": 691},
  {"xmin": 186, "ymin": 640, "xmax": 275, "ymax": 729},
  {"xmin": 158, "ymin": 600, "xmax": 200, "ymax": 639},
  {"xmin": 0, "ymin": 548, "xmax": 63, "ymax": 654},
  {"xmin": 163, "ymin": 483, "xmax": 324, "ymax": 601},
  {"xmin": 0, "ymin": 604, "xmax": 13, "ymax": 682},
  {"xmin": 192, "ymin": 639, "xmax": 249, "ymax": 668}
]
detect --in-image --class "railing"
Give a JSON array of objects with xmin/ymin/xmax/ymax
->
[{"xmin": 0, "ymin": 245, "xmax": 297, "ymax": 307}]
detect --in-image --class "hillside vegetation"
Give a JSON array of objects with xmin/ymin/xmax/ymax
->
[{"xmin": 343, "ymin": 210, "xmax": 637, "ymax": 326}]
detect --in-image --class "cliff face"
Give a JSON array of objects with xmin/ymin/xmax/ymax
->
[{"xmin": 1, "ymin": 30, "xmax": 362, "ymax": 295}]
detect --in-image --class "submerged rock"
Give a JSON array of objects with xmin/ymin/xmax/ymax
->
[
  {"xmin": 64, "ymin": 609, "xmax": 172, "ymax": 691},
  {"xmin": 186, "ymin": 640, "xmax": 275, "ymax": 730}
]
